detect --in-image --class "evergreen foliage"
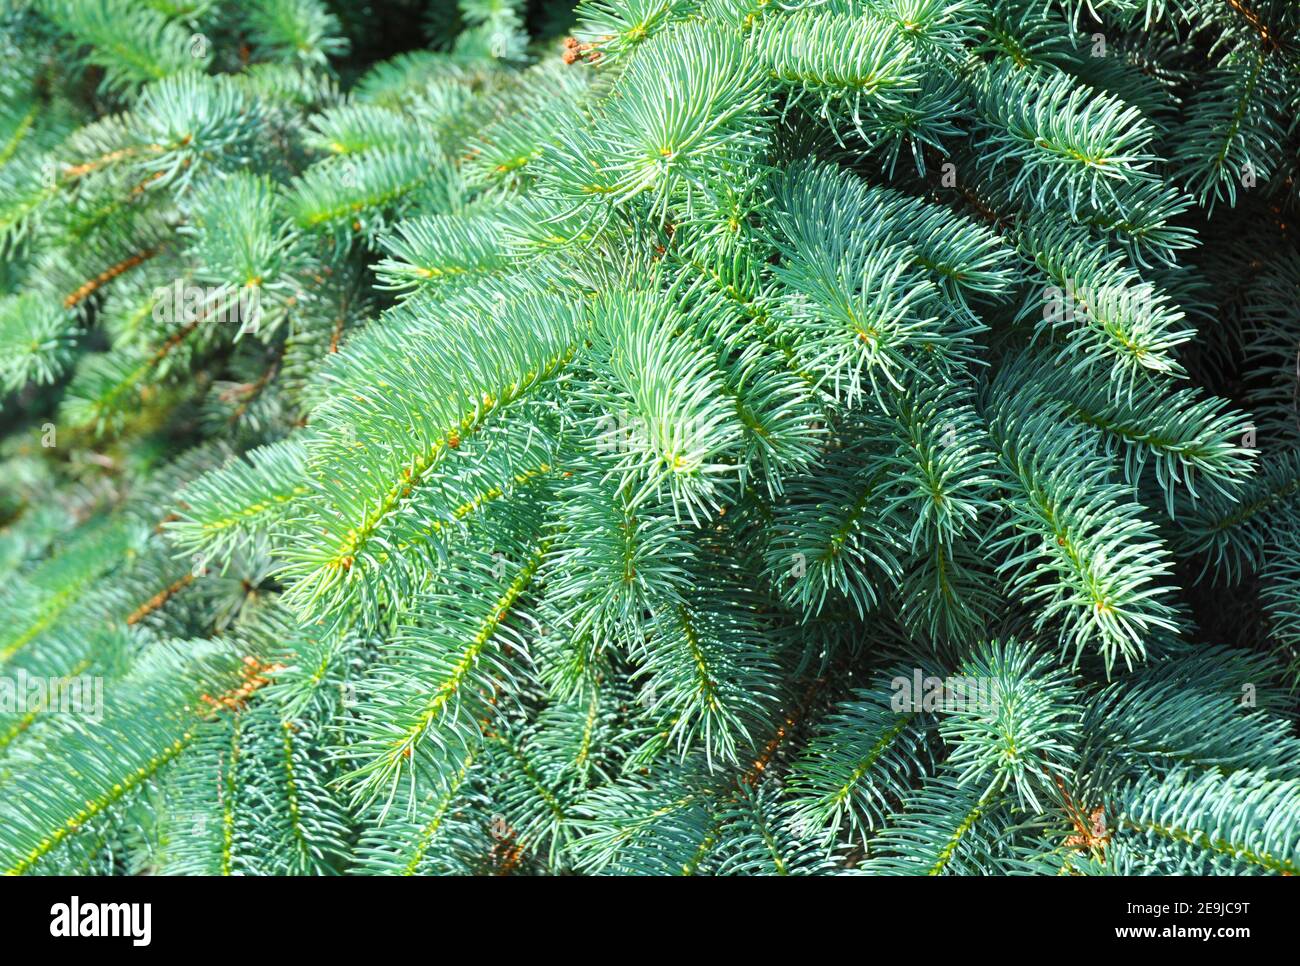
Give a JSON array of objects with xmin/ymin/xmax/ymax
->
[{"xmin": 0, "ymin": 0, "xmax": 1297, "ymax": 876}]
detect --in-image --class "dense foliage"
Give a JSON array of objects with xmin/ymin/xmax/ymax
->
[{"xmin": 0, "ymin": 0, "xmax": 1298, "ymax": 876}]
